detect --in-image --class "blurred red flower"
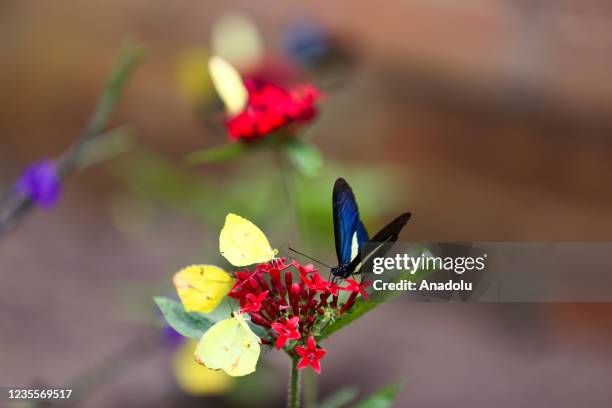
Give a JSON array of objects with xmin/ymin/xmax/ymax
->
[{"xmin": 226, "ymin": 79, "xmax": 320, "ymax": 141}]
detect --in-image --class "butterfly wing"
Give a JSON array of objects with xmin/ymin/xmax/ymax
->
[
  {"xmin": 333, "ymin": 178, "xmax": 369, "ymax": 266},
  {"xmin": 219, "ymin": 213, "xmax": 276, "ymax": 267},
  {"xmin": 208, "ymin": 56, "xmax": 248, "ymax": 115},
  {"xmin": 343, "ymin": 212, "xmax": 411, "ymax": 277},
  {"xmin": 357, "ymin": 221, "xmax": 369, "ymax": 248},
  {"xmin": 173, "ymin": 265, "xmax": 235, "ymax": 313},
  {"xmin": 195, "ymin": 316, "xmax": 261, "ymax": 377}
]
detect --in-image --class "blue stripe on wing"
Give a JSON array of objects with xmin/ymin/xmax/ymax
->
[
  {"xmin": 357, "ymin": 221, "xmax": 369, "ymax": 246},
  {"xmin": 333, "ymin": 178, "xmax": 368, "ymax": 265}
]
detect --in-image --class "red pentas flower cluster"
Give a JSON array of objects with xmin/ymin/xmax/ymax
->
[
  {"xmin": 226, "ymin": 79, "xmax": 320, "ymax": 141},
  {"xmin": 229, "ymin": 258, "xmax": 370, "ymax": 374}
]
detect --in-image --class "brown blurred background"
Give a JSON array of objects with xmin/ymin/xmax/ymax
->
[{"xmin": 2, "ymin": 1, "xmax": 612, "ymax": 407}]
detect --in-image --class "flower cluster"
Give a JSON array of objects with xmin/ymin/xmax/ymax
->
[
  {"xmin": 226, "ymin": 79, "xmax": 320, "ymax": 141},
  {"xmin": 228, "ymin": 258, "xmax": 370, "ymax": 373}
]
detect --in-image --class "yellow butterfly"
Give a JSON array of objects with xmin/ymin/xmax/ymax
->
[
  {"xmin": 208, "ymin": 56, "xmax": 248, "ymax": 115},
  {"xmin": 195, "ymin": 313, "xmax": 261, "ymax": 377},
  {"xmin": 219, "ymin": 213, "xmax": 277, "ymax": 267},
  {"xmin": 173, "ymin": 265, "xmax": 234, "ymax": 313},
  {"xmin": 173, "ymin": 339, "xmax": 232, "ymax": 395},
  {"xmin": 211, "ymin": 13, "xmax": 263, "ymax": 70}
]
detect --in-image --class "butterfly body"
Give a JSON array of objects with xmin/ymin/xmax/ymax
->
[
  {"xmin": 331, "ymin": 178, "xmax": 411, "ymax": 278},
  {"xmin": 330, "ymin": 263, "xmax": 351, "ymax": 279}
]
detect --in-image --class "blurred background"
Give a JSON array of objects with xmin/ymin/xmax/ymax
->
[{"xmin": 2, "ymin": 0, "xmax": 612, "ymax": 406}]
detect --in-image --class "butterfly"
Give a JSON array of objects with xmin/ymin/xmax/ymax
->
[
  {"xmin": 331, "ymin": 177, "xmax": 411, "ymax": 279},
  {"xmin": 173, "ymin": 265, "xmax": 235, "ymax": 313},
  {"xmin": 219, "ymin": 213, "xmax": 277, "ymax": 267},
  {"xmin": 194, "ymin": 312, "xmax": 261, "ymax": 377},
  {"xmin": 209, "ymin": 56, "xmax": 248, "ymax": 115}
]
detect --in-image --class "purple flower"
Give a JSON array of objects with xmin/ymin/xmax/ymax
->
[
  {"xmin": 162, "ymin": 325, "xmax": 185, "ymax": 351},
  {"xmin": 16, "ymin": 159, "xmax": 62, "ymax": 209}
]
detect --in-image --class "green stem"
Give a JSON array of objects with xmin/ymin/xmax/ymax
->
[
  {"xmin": 58, "ymin": 39, "xmax": 144, "ymax": 176},
  {"xmin": 275, "ymin": 148, "xmax": 301, "ymax": 246},
  {"xmin": 276, "ymin": 142, "xmax": 316, "ymax": 407},
  {"xmin": 288, "ymin": 355, "xmax": 301, "ymax": 408},
  {"xmin": 0, "ymin": 39, "xmax": 144, "ymax": 237}
]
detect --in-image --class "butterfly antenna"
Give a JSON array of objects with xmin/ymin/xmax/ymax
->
[{"xmin": 288, "ymin": 247, "xmax": 332, "ymax": 269}]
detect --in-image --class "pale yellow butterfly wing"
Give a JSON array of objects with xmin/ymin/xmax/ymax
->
[
  {"xmin": 195, "ymin": 315, "xmax": 261, "ymax": 377},
  {"xmin": 172, "ymin": 339, "xmax": 232, "ymax": 395},
  {"xmin": 350, "ymin": 231, "xmax": 359, "ymax": 262},
  {"xmin": 173, "ymin": 265, "xmax": 234, "ymax": 313},
  {"xmin": 208, "ymin": 56, "xmax": 248, "ymax": 115},
  {"xmin": 211, "ymin": 13, "xmax": 263, "ymax": 69},
  {"xmin": 219, "ymin": 213, "xmax": 276, "ymax": 267}
]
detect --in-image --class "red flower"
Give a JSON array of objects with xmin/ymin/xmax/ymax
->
[
  {"xmin": 234, "ymin": 270, "xmax": 262, "ymax": 290},
  {"xmin": 301, "ymin": 271, "xmax": 329, "ymax": 293},
  {"xmin": 271, "ymin": 316, "xmax": 301, "ymax": 349},
  {"xmin": 342, "ymin": 278, "xmax": 371, "ymax": 300},
  {"xmin": 226, "ymin": 79, "xmax": 320, "ymax": 141},
  {"xmin": 295, "ymin": 336, "xmax": 326, "ymax": 374},
  {"xmin": 292, "ymin": 260, "xmax": 318, "ymax": 275},
  {"xmin": 327, "ymin": 282, "xmax": 342, "ymax": 296},
  {"xmin": 241, "ymin": 290, "xmax": 269, "ymax": 313}
]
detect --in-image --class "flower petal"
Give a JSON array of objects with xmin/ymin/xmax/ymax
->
[
  {"xmin": 276, "ymin": 335, "xmax": 287, "ymax": 350},
  {"xmin": 287, "ymin": 316, "xmax": 300, "ymax": 329},
  {"xmin": 310, "ymin": 359, "xmax": 321, "ymax": 374},
  {"xmin": 306, "ymin": 336, "xmax": 316, "ymax": 351},
  {"xmin": 296, "ymin": 357, "xmax": 310, "ymax": 370}
]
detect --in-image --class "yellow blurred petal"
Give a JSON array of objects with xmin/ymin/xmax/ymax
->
[
  {"xmin": 173, "ymin": 265, "xmax": 234, "ymax": 313},
  {"xmin": 211, "ymin": 12, "xmax": 263, "ymax": 69},
  {"xmin": 219, "ymin": 213, "xmax": 276, "ymax": 267},
  {"xmin": 175, "ymin": 47, "xmax": 213, "ymax": 105},
  {"xmin": 209, "ymin": 56, "xmax": 248, "ymax": 115},
  {"xmin": 173, "ymin": 340, "xmax": 232, "ymax": 395}
]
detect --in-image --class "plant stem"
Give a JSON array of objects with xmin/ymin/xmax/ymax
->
[
  {"xmin": 288, "ymin": 355, "xmax": 301, "ymax": 408},
  {"xmin": 0, "ymin": 39, "xmax": 144, "ymax": 238},
  {"xmin": 276, "ymin": 143, "xmax": 317, "ymax": 407},
  {"xmin": 274, "ymin": 148, "xmax": 301, "ymax": 246}
]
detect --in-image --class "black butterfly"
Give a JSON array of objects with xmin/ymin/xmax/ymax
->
[{"xmin": 331, "ymin": 178, "xmax": 411, "ymax": 279}]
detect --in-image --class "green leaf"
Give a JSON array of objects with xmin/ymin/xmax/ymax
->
[
  {"xmin": 185, "ymin": 142, "xmax": 246, "ymax": 164},
  {"xmin": 76, "ymin": 127, "xmax": 135, "ymax": 170},
  {"xmin": 354, "ymin": 381, "xmax": 406, "ymax": 408},
  {"xmin": 246, "ymin": 320, "xmax": 268, "ymax": 339},
  {"xmin": 155, "ymin": 296, "xmax": 268, "ymax": 340},
  {"xmin": 284, "ymin": 138, "xmax": 322, "ymax": 177},
  {"xmin": 154, "ymin": 296, "xmax": 215, "ymax": 339},
  {"xmin": 321, "ymin": 266, "xmax": 435, "ymax": 339},
  {"xmin": 319, "ymin": 386, "xmax": 359, "ymax": 408},
  {"xmin": 319, "ymin": 298, "xmax": 381, "ymax": 340}
]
